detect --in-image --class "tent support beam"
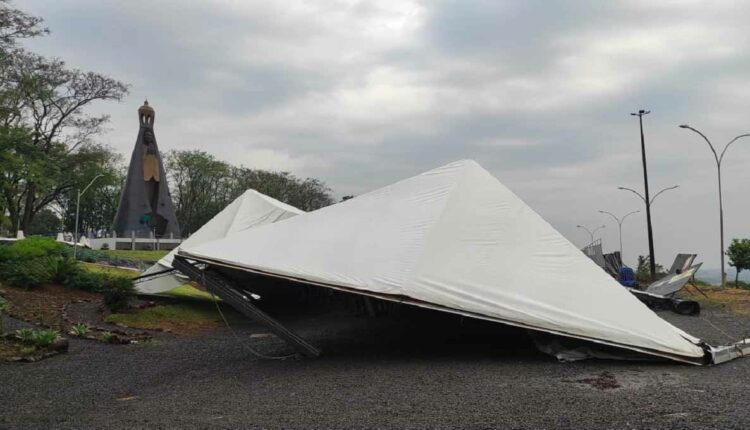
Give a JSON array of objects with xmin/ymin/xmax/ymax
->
[
  {"xmin": 711, "ymin": 339, "xmax": 750, "ymax": 364},
  {"xmin": 172, "ymin": 256, "xmax": 321, "ymax": 358}
]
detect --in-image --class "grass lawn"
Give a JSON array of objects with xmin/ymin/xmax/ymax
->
[
  {"xmin": 682, "ymin": 285, "xmax": 750, "ymax": 316},
  {"xmin": 81, "ymin": 262, "xmax": 214, "ymax": 301},
  {"xmin": 101, "ymin": 249, "xmax": 169, "ymax": 263},
  {"xmin": 81, "ymin": 262, "xmax": 139, "ymax": 278},
  {"xmin": 164, "ymin": 284, "xmax": 216, "ymax": 301},
  {"xmin": 105, "ymin": 303, "xmax": 224, "ymax": 333}
]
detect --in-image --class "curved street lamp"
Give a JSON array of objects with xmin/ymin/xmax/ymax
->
[
  {"xmin": 598, "ymin": 210, "xmax": 640, "ymax": 261},
  {"xmin": 617, "ymin": 185, "xmax": 679, "ymax": 206},
  {"xmin": 679, "ymin": 124, "xmax": 750, "ymax": 287},
  {"xmin": 576, "ymin": 224, "xmax": 605, "ymax": 246},
  {"xmin": 617, "ymin": 184, "xmax": 678, "ymax": 279},
  {"xmin": 74, "ymin": 174, "xmax": 104, "ymax": 259}
]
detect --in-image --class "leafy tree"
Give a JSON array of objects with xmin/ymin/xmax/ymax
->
[
  {"xmin": 636, "ymin": 255, "xmax": 665, "ymax": 282},
  {"xmin": 0, "ymin": 1, "xmax": 128, "ymax": 233},
  {"xmin": 726, "ymin": 239, "xmax": 750, "ymax": 285},
  {"xmin": 166, "ymin": 150, "xmax": 231, "ymax": 235},
  {"xmin": 27, "ymin": 208, "xmax": 59, "ymax": 235},
  {"xmin": 165, "ymin": 150, "xmax": 335, "ymax": 235},
  {"xmin": 0, "ymin": 0, "xmax": 47, "ymax": 49},
  {"xmin": 56, "ymin": 145, "xmax": 124, "ymax": 235},
  {"xmin": 229, "ymin": 167, "xmax": 334, "ymax": 212}
]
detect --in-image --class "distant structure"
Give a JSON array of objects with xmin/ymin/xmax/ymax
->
[{"xmin": 112, "ymin": 100, "xmax": 180, "ymax": 239}]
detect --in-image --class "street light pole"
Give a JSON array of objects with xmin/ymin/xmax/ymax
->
[
  {"xmin": 598, "ymin": 210, "xmax": 640, "ymax": 261},
  {"xmin": 617, "ymin": 184, "xmax": 679, "ymax": 277},
  {"xmin": 74, "ymin": 174, "xmax": 104, "ymax": 260},
  {"xmin": 630, "ymin": 109, "xmax": 656, "ymax": 278},
  {"xmin": 679, "ymin": 124, "xmax": 750, "ymax": 288},
  {"xmin": 576, "ymin": 224, "xmax": 606, "ymax": 246}
]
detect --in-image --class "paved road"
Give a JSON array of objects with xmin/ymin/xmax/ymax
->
[{"xmin": 1, "ymin": 302, "xmax": 749, "ymax": 429}]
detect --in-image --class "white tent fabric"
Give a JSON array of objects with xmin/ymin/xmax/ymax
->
[
  {"xmin": 136, "ymin": 189, "xmax": 303, "ymax": 294},
  {"xmin": 183, "ymin": 160, "xmax": 706, "ymax": 362}
]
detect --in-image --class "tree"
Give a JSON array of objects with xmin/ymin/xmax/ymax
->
[
  {"xmin": 27, "ymin": 207, "xmax": 59, "ymax": 235},
  {"xmin": 636, "ymin": 255, "xmax": 665, "ymax": 282},
  {"xmin": 56, "ymin": 145, "xmax": 124, "ymax": 235},
  {"xmin": 0, "ymin": 1, "xmax": 128, "ymax": 233},
  {"xmin": 726, "ymin": 239, "xmax": 750, "ymax": 285},
  {"xmin": 229, "ymin": 167, "xmax": 335, "ymax": 212},
  {"xmin": 165, "ymin": 150, "xmax": 336, "ymax": 235},
  {"xmin": 0, "ymin": 0, "xmax": 47, "ymax": 49},
  {"xmin": 166, "ymin": 150, "xmax": 231, "ymax": 235}
]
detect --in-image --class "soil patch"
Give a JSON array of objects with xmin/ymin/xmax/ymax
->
[{"xmin": 0, "ymin": 284, "xmax": 100, "ymax": 330}]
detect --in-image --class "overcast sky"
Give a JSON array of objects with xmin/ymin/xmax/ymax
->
[{"xmin": 19, "ymin": 0, "xmax": 750, "ymax": 270}]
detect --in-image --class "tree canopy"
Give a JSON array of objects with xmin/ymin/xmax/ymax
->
[
  {"xmin": 0, "ymin": 0, "xmax": 127, "ymax": 235},
  {"xmin": 727, "ymin": 239, "xmax": 750, "ymax": 285},
  {"xmin": 166, "ymin": 150, "xmax": 335, "ymax": 235}
]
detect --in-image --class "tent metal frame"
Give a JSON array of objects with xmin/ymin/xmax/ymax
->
[
  {"xmin": 176, "ymin": 251, "xmax": 750, "ymax": 365},
  {"xmin": 172, "ymin": 255, "xmax": 321, "ymax": 358},
  {"xmin": 177, "ymin": 252, "xmax": 714, "ymax": 365}
]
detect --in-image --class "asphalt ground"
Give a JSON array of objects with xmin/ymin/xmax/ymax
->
[{"xmin": 1, "ymin": 300, "xmax": 749, "ymax": 429}]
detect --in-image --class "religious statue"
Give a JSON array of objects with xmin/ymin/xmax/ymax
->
[{"xmin": 112, "ymin": 100, "xmax": 180, "ymax": 238}]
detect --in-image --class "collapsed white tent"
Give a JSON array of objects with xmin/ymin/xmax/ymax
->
[
  {"xmin": 136, "ymin": 189, "xmax": 303, "ymax": 294},
  {"xmin": 181, "ymin": 160, "xmax": 744, "ymax": 364}
]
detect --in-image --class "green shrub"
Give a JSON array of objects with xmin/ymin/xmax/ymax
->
[
  {"xmin": 12, "ymin": 237, "xmax": 65, "ymax": 259},
  {"xmin": 31, "ymin": 329, "xmax": 59, "ymax": 348},
  {"xmin": 15, "ymin": 328, "xmax": 35, "ymax": 344},
  {"xmin": 47, "ymin": 256, "xmax": 80, "ymax": 285},
  {"xmin": 62, "ymin": 268, "xmax": 103, "ymax": 292},
  {"xmin": 0, "ymin": 244, "xmax": 18, "ymax": 263},
  {"xmin": 69, "ymin": 323, "xmax": 90, "ymax": 337},
  {"xmin": 0, "ymin": 238, "xmax": 71, "ymax": 288},
  {"xmin": 99, "ymin": 275, "xmax": 135, "ymax": 312},
  {"xmin": 101, "ymin": 331, "xmax": 115, "ymax": 343},
  {"xmin": 0, "ymin": 258, "xmax": 52, "ymax": 288}
]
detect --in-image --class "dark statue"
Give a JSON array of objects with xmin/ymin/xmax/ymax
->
[{"xmin": 112, "ymin": 100, "xmax": 180, "ymax": 238}]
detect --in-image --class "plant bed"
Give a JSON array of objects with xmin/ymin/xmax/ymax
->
[
  {"xmin": 1, "ymin": 331, "xmax": 68, "ymax": 363},
  {"xmin": 1, "ymin": 284, "xmax": 152, "ymax": 345},
  {"xmin": 0, "ymin": 284, "xmax": 101, "ymax": 330},
  {"xmin": 64, "ymin": 302, "xmax": 153, "ymax": 343}
]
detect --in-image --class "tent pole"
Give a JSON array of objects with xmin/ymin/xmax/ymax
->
[{"xmin": 173, "ymin": 255, "xmax": 321, "ymax": 358}]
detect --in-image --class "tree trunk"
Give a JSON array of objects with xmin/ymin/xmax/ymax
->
[
  {"xmin": 21, "ymin": 182, "xmax": 35, "ymax": 233},
  {"xmin": 737, "ymin": 269, "xmax": 741, "ymax": 286}
]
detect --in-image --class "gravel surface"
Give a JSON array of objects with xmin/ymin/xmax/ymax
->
[{"xmin": 1, "ymin": 302, "xmax": 749, "ymax": 429}]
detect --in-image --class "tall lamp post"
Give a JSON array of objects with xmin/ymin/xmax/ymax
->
[
  {"xmin": 630, "ymin": 109, "xmax": 657, "ymax": 278},
  {"xmin": 74, "ymin": 174, "xmax": 103, "ymax": 259},
  {"xmin": 679, "ymin": 124, "xmax": 750, "ymax": 288},
  {"xmin": 617, "ymin": 185, "xmax": 679, "ymax": 278},
  {"xmin": 598, "ymin": 210, "xmax": 640, "ymax": 262},
  {"xmin": 577, "ymin": 224, "xmax": 606, "ymax": 246}
]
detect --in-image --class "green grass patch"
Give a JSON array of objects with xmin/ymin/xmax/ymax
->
[
  {"xmin": 81, "ymin": 262, "xmax": 138, "ymax": 278},
  {"xmin": 681, "ymin": 286, "xmax": 750, "ymax": 315},
  {"xmin": 164, "ymin": 284, "xmax": 216, "ymax": 301},
  {"xmin": 105, "ymin": 303, "xmax": 224, "ymax": 333},
  {"xmin": 101, "ymin": 250, "xmax": 169, "ymax": 263}
]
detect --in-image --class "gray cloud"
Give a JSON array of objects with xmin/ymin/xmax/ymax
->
[{"xmin": 18, "ymin": 0, "xmax": 750, "ymax": 270}]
